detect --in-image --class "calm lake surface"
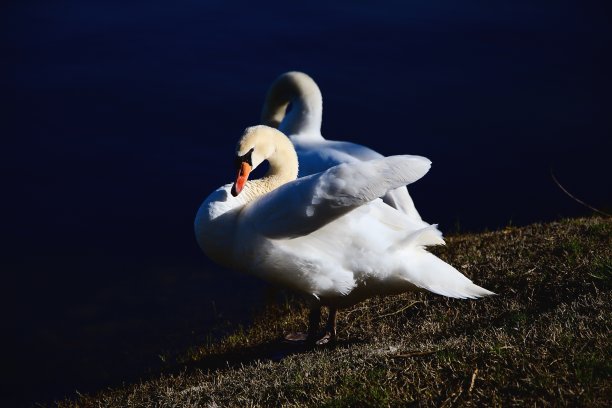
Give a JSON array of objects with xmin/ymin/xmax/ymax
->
[{"xmin": 2, "ymin": 1, "xmax": 610, "ymax": 405}]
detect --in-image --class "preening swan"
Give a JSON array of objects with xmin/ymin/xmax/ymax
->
[
  {"xmin": 261, "ymin": 71, "xmax": 423, "ymax": 221},
  {"xmin": 195, "ymin": 125, "xmax": 494, "ymax": 345}
]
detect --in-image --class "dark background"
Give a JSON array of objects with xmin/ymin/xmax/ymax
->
[{"xmin": 1, "ymin": 0, "xmax": 610, "ymax": 406}]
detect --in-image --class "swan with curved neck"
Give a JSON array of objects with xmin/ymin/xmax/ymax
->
[
  {"xmin": 260, "ymin": 71, "xmax": 423, "ymax": 220},
  {"xmin": 195, "ymin": 125, "xmax": 494, "ymax": 345}
]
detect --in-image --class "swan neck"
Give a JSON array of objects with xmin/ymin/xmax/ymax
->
[{"xmin": 261, "ymin": 71, "xmax": 323, "ymax": 137}]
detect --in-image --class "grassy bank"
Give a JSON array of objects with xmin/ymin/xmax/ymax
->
[{"xmin": 58, "ymin": 217, "xmax": 610, "ymax": 407}]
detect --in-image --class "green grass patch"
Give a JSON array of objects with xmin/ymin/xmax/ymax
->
[
  {"xmin": 54, "ymin": 217, "xmax": 612, "ymax": 407},
  {"xmin": 323, "ymin": 368, "xmax": 392, "ymax": 408}
]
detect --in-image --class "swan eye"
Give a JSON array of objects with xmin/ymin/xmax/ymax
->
[{"xmin": 235, "ymin": 147, "xmax": 254, "ymax": 169}]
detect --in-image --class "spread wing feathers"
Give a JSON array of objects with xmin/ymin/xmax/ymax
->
[
  {"xmin": 294, "ymin": 141, "xmax": 425, "ymax": 221},
  {"xmin": 242, "ymin": 155, "xmax": 431, "ymax": 239}
]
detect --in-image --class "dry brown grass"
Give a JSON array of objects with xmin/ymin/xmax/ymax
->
[{"xmin": 57, "ymin": 217, "xmax": 611, "ymax": 407}]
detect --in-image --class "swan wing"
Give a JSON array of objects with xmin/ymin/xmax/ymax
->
[
  {"xmin": 242, "ymin": 155, "xmax": 431, "ymax": 239},
  {"xmin": 292, "ymin": 139, "xmax": 424, "ymax": 220}
]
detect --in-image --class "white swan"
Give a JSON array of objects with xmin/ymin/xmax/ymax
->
[
  {"xmin": 261, "ymin": 71, "xmax": 423, "ymax": 221},
  {"xmin": 195, "ymin": 125, "xmax": 494, "ymax": 345}
]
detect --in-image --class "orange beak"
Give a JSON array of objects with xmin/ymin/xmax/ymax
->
[{"xmin": 231, "ymin": 161, "xmax": 252, "ymax": 196}]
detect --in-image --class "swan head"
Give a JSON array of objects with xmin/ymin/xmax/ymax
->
[{"xmin": 231, "ymin": 125, "xmax": 296, "ymax": 197}]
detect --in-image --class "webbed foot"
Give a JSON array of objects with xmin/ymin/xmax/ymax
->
[{"xmin": 315, "ymin": 331, "xmax": 336, "ymax": 346}]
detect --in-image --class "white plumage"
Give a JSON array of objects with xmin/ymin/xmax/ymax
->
[{"xmin": 195, "ymin": 126, "xmax": 493, "ymax": 344}]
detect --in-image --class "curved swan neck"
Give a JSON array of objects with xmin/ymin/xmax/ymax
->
[
  {"xmin": 260, "ymin": 71, "xmax": 323, "ymax": 138},
  {"xmin": 263, "ymin": 127, "xmax": 299, "ymax": 181},
  {"xmin": 238, "ymin": 126, "xmax": 299, "ymax": 203}
]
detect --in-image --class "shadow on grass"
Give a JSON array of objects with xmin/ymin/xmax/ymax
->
[{"xmin": 178, "ymin": 336, "xmax": 367, "ymax": 373}]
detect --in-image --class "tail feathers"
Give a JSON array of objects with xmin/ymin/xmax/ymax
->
[
  {"xmin": 400, "ymin": 251, "xmax": 496, "ymax": 299},
  {"xmin": 426, "ymin": 282, "xmax": 496, "ymax": 299}
]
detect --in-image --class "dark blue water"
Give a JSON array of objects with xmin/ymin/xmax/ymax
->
[{"xmin": 1, "ymin": 1, "xmax": 610, "ymax": 405}]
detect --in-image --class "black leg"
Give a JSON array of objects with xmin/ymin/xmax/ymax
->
[
  {"xmin": 307, "ymin": 305, "xmax": 321, "ymax": 339},
  {"xmin": 326, "ymin": 307, "xmax": 337, "ymax": 338},
  {"xmin": 315, "ymin": 306, "xmax": 338, "ymax": 346},
  {"xmin": 284, "ymin": 304, "xmax": 321, "ymax": 344}
]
